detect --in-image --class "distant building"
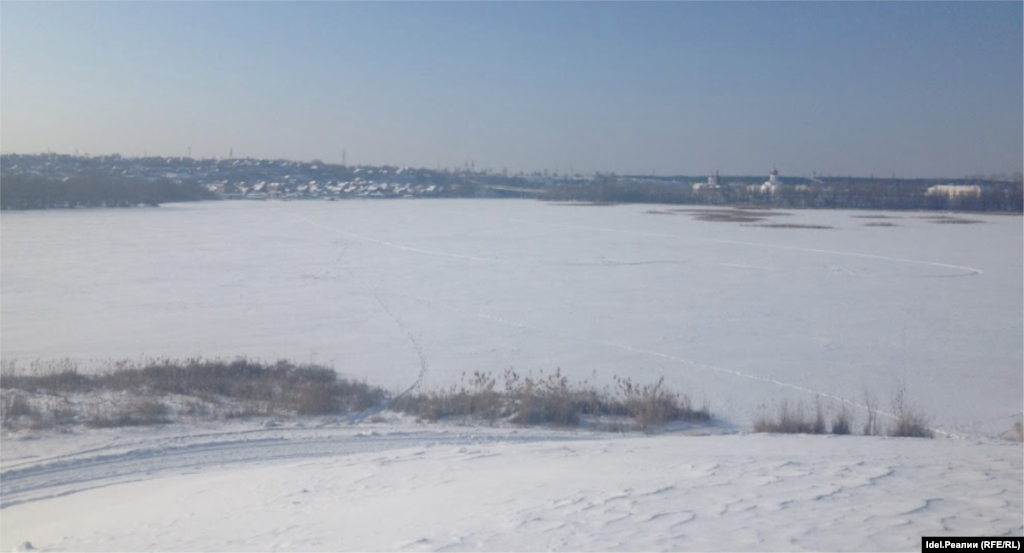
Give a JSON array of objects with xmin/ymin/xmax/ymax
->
[
  {"xmin": 926, "ymin": 184, "xmax": 982, "ymax": 198},
  {"xmin": 760, "ymin": 166, "xmax": 782, "ymax": 194},
  {"xmin": 693, "ymin": 171, "xmax": 721, "ymax": 191}
]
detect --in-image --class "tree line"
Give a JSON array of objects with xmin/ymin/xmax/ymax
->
[{"xmin": 0, "ymin": 172, "xmax": 214, "ymax": 210}]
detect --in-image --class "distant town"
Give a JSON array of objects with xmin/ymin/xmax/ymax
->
[{"xmin": 1, "ymin": 153, "xmax": 1021, "ymax": 212}]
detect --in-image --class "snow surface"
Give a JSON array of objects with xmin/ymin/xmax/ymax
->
[
  {"xmin": 1, "ymin": 421, "xmax": 1021, "ymax": 552},
  {"xmin": 1, "ymin": 200, "xmax": 1022, "ymax": 551},
  {"xmin": 2, "ymin": 200, "xmax": 1020, "ymax": 436}
]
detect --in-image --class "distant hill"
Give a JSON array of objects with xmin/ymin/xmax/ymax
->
[{"xmin": 2, "ymin": 153, "xmax": 1020, "ymax": 211}]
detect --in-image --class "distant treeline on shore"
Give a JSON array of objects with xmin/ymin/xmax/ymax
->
[
  {"xmin": 541, "ymin": 177, "xmax": 1024, "ymax": 213},
  {"xmin": 1, "ymin": 152, "xmax": 1020, "ymax": 212},
  {"xmin": 1, "ymin": 172, "xmax": 213, "ymax": 210}
]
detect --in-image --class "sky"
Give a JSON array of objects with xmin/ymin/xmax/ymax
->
[{"xmin": 1, "ymin": 2, "xmax": 1021, "ymax": 178}]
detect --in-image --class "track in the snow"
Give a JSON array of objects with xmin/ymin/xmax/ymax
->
[{"xmin": 0, "ymin": 426, "xmax": 601, "ymax": 510}]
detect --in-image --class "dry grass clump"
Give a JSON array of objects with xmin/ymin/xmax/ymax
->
[
  {"xmin": 94, "ymin": 357, "xmax": 384, "ymax": 416},
  {"xmin": 1, "ymin": 358, "xmax": 385, "ymax": 429},
  {"xmin": 754, "ymin": 384, "xmax": 935, "ymax": 438},
  {"xmin": 389, "ymin": 371, "xmax": 507, "ymax": 423},
  {"xmin": 830, "ymin": 403, "xmax": 852, "ymax": 435},
  {"xmin": 2, "ymin": 360, "xmax": 710, "ymax": 433},
  {"xmin": 390, "ymin": 369, "xmax": 710, "ymax": 431},
  {"xmin": 887, "ymin": 410, "xmax": 934, "ymax": 438},
  {"xmin": 0, "ymin": 359, "xmax": 95, "ymax": 395},
  {"xmin": 1, "ymin": 390, "xmax": 77, "ymax": 430},
  {"xmin": 752, "ymin": 399, "xmax": 828, "ymax": 434},
  {"xmin": 886, "ymin": 382, "xmax": 934, "ymax": 438},
  {"xmin": 505, "ymin": 369, "xmax": 584, "ymax": 427},
  {"xmin": 614, "ymin": 375, "xmax": 710, "ymax": 430}
]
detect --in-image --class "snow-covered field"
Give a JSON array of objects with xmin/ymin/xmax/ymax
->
[
  {"xmin": 2, "ymin": 421, "xmax": 1021, "ymax": 552},
  {"xmin": 2, "ymin": 200, "xmax": 1022, "ymax": 551}
]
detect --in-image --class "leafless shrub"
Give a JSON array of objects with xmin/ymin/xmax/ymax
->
[
  {"xmin": 887, "ymin": 380, "xmax": 934, "ymax": 438},
  {"xmin": 863, "ymin": 388, "xmax": 881, "ymax": 436}
]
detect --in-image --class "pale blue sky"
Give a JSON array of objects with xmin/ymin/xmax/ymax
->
[{"xmin": 2, "ymin": 2, "xmax": 1021, "ymax": 177}]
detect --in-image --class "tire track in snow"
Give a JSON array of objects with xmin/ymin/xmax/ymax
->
[
  {"xmin": 341, "ymin": 264, "xmax": 428, "ymax": 401},
  {"xmin": 1, "ymin": 429, "xmax": 604, "ymax": 510},
  {"xmin": 284, "ymin": 212, "xmax": 438, "ymax": 408}
]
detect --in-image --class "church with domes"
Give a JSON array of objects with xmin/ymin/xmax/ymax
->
[{"xmin": 760, "ymin": 166, "xmax": 783, "ymax": 194}]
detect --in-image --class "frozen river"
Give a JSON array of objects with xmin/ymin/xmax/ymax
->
[{"xmin": 2, "ymin": 200, "xmax": 1021, "ymax": 436}]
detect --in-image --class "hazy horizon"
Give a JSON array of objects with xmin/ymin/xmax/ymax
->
[{"xmin": 2, "ymin": 2, "xmax": 1021, "ymax": 179}]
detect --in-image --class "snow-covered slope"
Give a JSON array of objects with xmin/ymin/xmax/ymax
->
[{"xmin": 1, "ymin": 421, "xmax": 1021, "ymax": 552}]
